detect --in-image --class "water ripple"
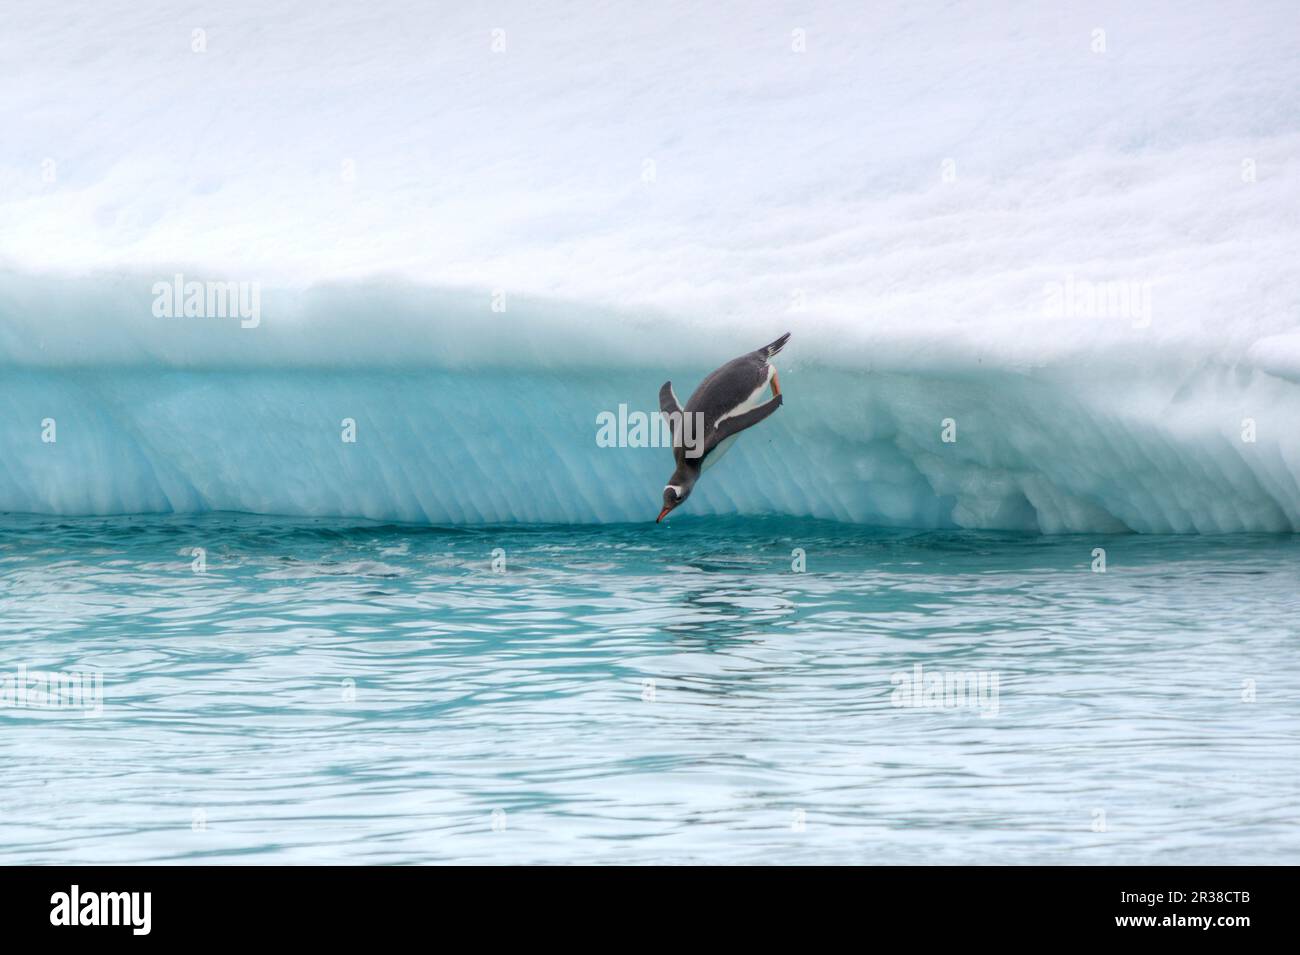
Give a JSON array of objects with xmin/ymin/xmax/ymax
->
[{"xmin": 0, "ymin": 514, "xmax": 1297, "ymax": 863}]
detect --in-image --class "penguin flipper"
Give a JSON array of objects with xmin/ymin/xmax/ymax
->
[
  {"xmin": 659, "ymin": 381, "xmax": 685, "ymax": 450},
  {"xmin": 659, "ymin": 381, "xmax": 682, "ymax": 418},
  {"xmin": 705, "ymin": 394, "xmax": 783, "ymax": 455}
]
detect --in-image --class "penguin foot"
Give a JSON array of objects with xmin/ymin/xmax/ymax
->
[{"xmin": 770, "ymin": 369, "xmax": 781, "ymax": 397}]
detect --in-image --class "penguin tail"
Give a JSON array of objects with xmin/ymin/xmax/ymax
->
[{"xmin": 760, "ymin": 332, "xmax": 791, "ymax": 359}]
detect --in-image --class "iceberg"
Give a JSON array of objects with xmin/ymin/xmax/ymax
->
[
  {"xmin": 2, "ymin": 0, "xmax": 1298, "ymax": 531},
  {"xmin": 3, "ymin": 270, "xmax": 1300, "ymax": 532}
]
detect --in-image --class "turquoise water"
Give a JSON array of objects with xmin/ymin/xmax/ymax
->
[{"xmin": 0, "ymin": 514, "xmax": 1296, "ymax": 864}]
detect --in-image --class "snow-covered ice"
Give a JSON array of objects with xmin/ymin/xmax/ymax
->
[{"xmin": 2, "ymin": 0, "xmax": 1298, "ymax": 530}]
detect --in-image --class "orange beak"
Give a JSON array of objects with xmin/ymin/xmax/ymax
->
[{"xmin": 656, "ymin": 506, "xmax": 672, "ymax": 523}]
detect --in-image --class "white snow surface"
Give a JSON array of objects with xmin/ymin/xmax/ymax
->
[{"xmin": 2, "ymin": 1, "xmax": 1299, "ymax": 530}]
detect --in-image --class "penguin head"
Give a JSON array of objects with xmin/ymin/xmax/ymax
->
[{"xmin": 656, "ymin": 484, "xmax": 687, "ymax": 523}]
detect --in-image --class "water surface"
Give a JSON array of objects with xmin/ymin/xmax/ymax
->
[{"xmin": 1, "ymin": 515, "xmax": 1296, "ymax": 864}]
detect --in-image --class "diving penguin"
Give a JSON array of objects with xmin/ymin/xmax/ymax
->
[{"xmin": 656, "ymin": 332, "xmax": 789, "ymax": 522}]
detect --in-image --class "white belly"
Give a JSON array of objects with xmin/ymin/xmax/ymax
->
[{"xmin": 702, "ymin": 433, "xmax": 738, "ymax": 470}]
